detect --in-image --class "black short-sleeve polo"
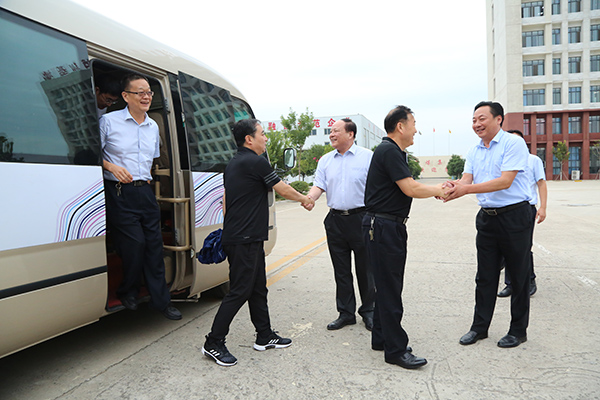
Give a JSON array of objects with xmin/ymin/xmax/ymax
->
[
  {"xmin": 364, "ymin": 137, "xmax": 413, "ymax": 217},
  {"xmin": 222, "ymin": 147, "xmax": 281, "ymax": 245}
]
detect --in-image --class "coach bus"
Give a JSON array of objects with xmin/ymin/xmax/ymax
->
[{"xmin": 0, "ymin": 0, "xmax": 279, "ymax": 358}]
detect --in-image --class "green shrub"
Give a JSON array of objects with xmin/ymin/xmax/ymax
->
[{"xmin": 290, "ymin": 180, "xmax": 310, "ymax": 194}]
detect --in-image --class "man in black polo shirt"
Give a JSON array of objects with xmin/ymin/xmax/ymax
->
[
  {"xmin": 363, "ymin": 105, "xmax": 445, "ymax": 369},
  {"xmin": 202, "ymin": 118, "xmax": 314, "ymax": 367}
]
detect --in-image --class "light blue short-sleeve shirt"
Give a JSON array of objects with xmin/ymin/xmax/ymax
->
[
  {"xmin": 464, "ymin": 129, "xmax": 532, "ymax": 208},
  {"xmin": 527, "ymin": 154, "xmax": 546, "ymax": 205},
  {"xmin": 100, "ymin": 107, "xmax": 160, "ymax": 182},
  {"xmin": 314, "ymin": 144, "xmax": 373, "ymax": 210}
]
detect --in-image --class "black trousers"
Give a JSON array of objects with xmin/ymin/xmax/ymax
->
[
  {"xmin": 504, "ymin": 204, "xmax": 537, "ymax": 286},
  {"xmin": 362, "ymin": 214, "xmax": 409, "ymax": 361},
  {"xmin": 208, "ymin": 241, "xmax": 271, "ymax": 341},
  {"xmin": 324, "ymin": 211, "xmax": 375, "ymax": 319},
  {"xmin": 471, "ymin": 203, "xmax": 533, "ymax": 338},
  {"xmin": 104, "ymin": 180, "xmax": 171, "ymax": 310}
]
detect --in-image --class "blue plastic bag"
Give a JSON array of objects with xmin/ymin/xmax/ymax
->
[{"xmin": 197, "ymin": 228, "xmax": 227, "ymax": 264}]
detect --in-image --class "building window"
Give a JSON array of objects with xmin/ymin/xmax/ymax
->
[
  {"xmin": 553, "ymin": 87, "xmax": 562, "ymax": 104},
  {"xmin": 537, "ymin": 147, "xmax": 546, "ymax": 168},
  {"xmin": 522, "ymin": 30, "xmax": 544, "ymax": 47},
  {"xmin": 553, "ymin": 58, "xmax": 561, "ymax": 74},
  {"xmin": 568, "ymin": 146, "xmax": 581, "ymax": 175},
  {"xmin": 522, "ymin": 1, "xmax": 544, "ymax": 17},
  {"xmin": 592, "ymin": 86, "xmax": 600, "ymax": 102},
  {"xmin": 553, "ymin": 117, "xmax": 562, "ymax": 134},
  {"xmin": 524, "ymin": 118, "xmax": 531, "ymax": 135},
  {"xmin": 568, "ymin": 27, "xmax": 581, "ymax": 43},
  {"xmin": 593, "ymin": 0, "xmax": 600, "ymax": 10},
  {"xmin": 568, "ymin": 57, "xmax": 581, "ymax": 73},
  {"xmin": 590, "ymin": 144, "xmax": 600, "ymax": 174},
  {"xmin": 568, "ymin": 116, "xmax": 582, "ymax": 133},
  {"xmin": 523, "ymin": 60, "xmax": 545, "ymax": 76},
  {"xmin": 552, "ymin": 28, "xmax": 561, "ymax": 44},
  {"xmin": 569, "ymin": 87, "xmax": 582, "ymax": 103},
  {"xmin": 553, "ymin": 0, "xmax": 561, "ymax": 14},
  {"xmin": 324, "ymin": 128, "xmax": 331, "ymax": 135},
  {"xmin": 311, "ymin": 129, "xmax": 317, "ymax": 135},
  {"xmin": 553, "ymin": 154, "xmax": 561, "ymax": 175},
  {"xmin": 568, "ymin": 0, "xmax": 581, "ymax": 12},
  {"xmin": 524, "ymin": 89, "xmax": 546, "ymax": 106},
  {"xmin": 592, "ymin": 25, "xmax": 600, "ymax": 41},
  {"xmin": 536, "ymin": 117, "xmax": 546, "ymax": 135},
  {"xmin": 592, "ymin": 55, "xmax": 600, "ymax": 72},
  {"xmin": 590, "ymin": 115, "xmax": 600, "ymax": 132}
]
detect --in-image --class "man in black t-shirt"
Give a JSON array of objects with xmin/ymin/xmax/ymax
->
[
  {"xmin": 202, "ymin": 119, "xmax": 314, "ymax": 367},
  {"xmin": 363, "ymin": 106, "xmax": 445, "ymax": 370}
]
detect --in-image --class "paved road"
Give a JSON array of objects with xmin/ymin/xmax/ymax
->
[{"xmin": 0, "ymin": 179, "xmax": 599, "ymax": 399}]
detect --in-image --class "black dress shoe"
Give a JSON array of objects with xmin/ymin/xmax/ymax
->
[
  {"xmin": 362, "ymin": 316, "xmax": 373, "ymax": 331},
  {"xmin": 459, "ymin": 330, "xmax": 488, "ymax": 345},
  {"xmin": 160, "ymin": 304, "xmax": 182, "ymax": 320},
  {"xmin": 327, "ymin": 316, "xmax": 356, "ymax": 330},
  {"xmin": 497, "ymin": 334, "xmax": 527, "ymax": 348},
  {"xmin": 386, "ymin": 352, "xmax": 427, "ymax": 369},
  {"xmin": 120, "ymin": 296, "xmax": 138, "ymax": 311},
  {"xmin": 497, "ymin": 286, "xmax": 512, "ymax": 297},
  {"xmin": 529, "ymin": 280, "xmax": 537, "ymax": 296}
]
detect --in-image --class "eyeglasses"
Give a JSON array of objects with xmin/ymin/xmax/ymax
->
[
  {"xmin": 102, "ymin": 93, "xmax": 119, "ymax": 105},
  {"xmin": 124, "ymin": 90, "xmax": 154, "ymax": 97}
]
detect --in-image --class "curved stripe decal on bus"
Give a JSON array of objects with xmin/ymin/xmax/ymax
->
[
  {"xmin": 55, "ymin": 180, "xmax": 106, "ymax": 241},
  {"xmin": 193, "ymin": 172, "xmax": 224, "ymax": 228}
]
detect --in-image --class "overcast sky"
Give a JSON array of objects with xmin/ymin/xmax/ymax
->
[{"xmin": 73, "ymin": 0, "xmax": 488, "ymax": 157}]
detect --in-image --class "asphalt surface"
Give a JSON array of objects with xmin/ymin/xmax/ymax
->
[{"xmin": 0, "ymin": 179, "xmax": 598, "ymax": 400}]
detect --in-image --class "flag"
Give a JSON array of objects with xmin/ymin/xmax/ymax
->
[{"xmin": 433, "ymin": 128, "xmax": 435, "ymax": 133}]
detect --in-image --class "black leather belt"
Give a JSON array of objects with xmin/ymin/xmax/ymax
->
[
  {"xmin": 366, "ymin": 212, "xmax": 408, "ymax": 225},
  {"xmin": 330, "ymin": 207, "xmax": 366, "ymax": 216},
  {"xmin": 106, "ymin": 180, "xmax": 148, "ymax": 187},
  {"xmin": 481, "ymin": 201, "xmax": 528, "ymax": 216}
]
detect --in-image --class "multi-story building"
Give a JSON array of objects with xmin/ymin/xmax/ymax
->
[
  {"xmin": 487, "ymin": 0, "xmax": 600, "ymax": 179},
  {"xmin": 264, "ymin": 114, "xmax": 385, "ymax": 151}
]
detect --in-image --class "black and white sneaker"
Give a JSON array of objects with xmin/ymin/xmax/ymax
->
[
  {"xmin": 253, "ymin": 330, "xmax": 292, "ymax": 351},
  {"xmin": 201, "ymin": 336, "xmax": 237, "ymax": 367}
]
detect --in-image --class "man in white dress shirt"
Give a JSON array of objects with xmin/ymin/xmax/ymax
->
[{"xmin": 305, "ymin": 118, "xmax": 375, "ymax": 331}]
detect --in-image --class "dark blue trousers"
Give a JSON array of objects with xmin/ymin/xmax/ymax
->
[
  {"xmin": 324, "ymin": 211, "xmax": 375, "ymax": 319},
  {"xmin": 362, "ymin": 215, "xmax": 410, "ymax": 361},
  {"xmin": 208, "ymin": 241, "xmax": 271, "ymax": 341},
  {"xmin": 472, "ymin": 203, "xmax": 533, "ymax": 337},
  {"xmin": 104, "ymin": 180, "xmax": 171, "ymax": 310}
]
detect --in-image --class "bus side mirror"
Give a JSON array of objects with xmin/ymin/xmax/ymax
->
[{"xmin": 283, "ymin": 148, "xmax": 296, "ymax": 169}]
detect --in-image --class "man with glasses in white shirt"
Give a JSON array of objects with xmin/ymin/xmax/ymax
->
[{"xmin": 100, "ymin": 73, "xmax": 181, "ymax": 321}]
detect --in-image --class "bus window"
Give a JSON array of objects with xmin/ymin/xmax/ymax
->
[
  {"xmin": 178, "ymin": 71, "xmax": 237, "ymax": 173},
  {"xmin": 232, "ymin": 98, "xmax": 255, "ymax": 122},
  {"xmin": 0, "ymin": 9, "xmax": 99, "ymax": 165}
]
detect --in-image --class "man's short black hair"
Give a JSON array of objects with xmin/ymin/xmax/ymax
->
[
  {"xmin": 121, "ymin": 73, "xmax": 149, "ymax": 91},
  {"xmin": 95, "ymin": 75, "xmax": 121, "ymax": 97},
  {"xmin": 507, "ymin": 129, "xmax": 524, "ymax": 138},
  {"xmin": 340, "ymin": 118, "xmax": 357, "ymax": 138},
  {"xmin": 384, "ymin": 105, "xmax": 413, "ymax": 134},
  {"xmin": 474, "ymin": 101, "xmax": 504, "ymax": 126},
  {"xmin": 232, "ymin": 118, "xmax": 260, "ymax": 146}
]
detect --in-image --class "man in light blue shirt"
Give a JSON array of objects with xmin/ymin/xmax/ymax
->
[
  {"xmin": 445, "ymin": 101, "xmax": 533, "ymax": 349},
  {"xmin": 100, "ymin": 73, "xmax": 181, "ymax": 321},
  {"xmin": 497, "ymin": 129, "xmax": 547, "ymax": 298},
  {"xmin": 305, "ymin": 118, "xmax": 375, "ymax": 331}
]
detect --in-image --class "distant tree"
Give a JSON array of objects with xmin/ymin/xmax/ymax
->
[
  {"xmin": 295, "ymin": 143, "xmax": 333, "ymax": 178},
  {"xmin": 446, "ymin": 154, "xmax": 466, "ymax": 179},
  {"xmin": 552, "ymin": 140, "xmax": 569, "ymax": 180},
  {"xmin": 408, "ymin": 153, "xmax": 421, "ymax": 179},
  {"xmin": 280, "ymin": 108, "xmax": 315, "ymax": 180},
  {"xmin": 0, "ymin": 134, "xmax": 23, "ymax": 162},
  {"xmin": 265, "ymin": 128, "xmax": 289, "ymax": 174}
]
